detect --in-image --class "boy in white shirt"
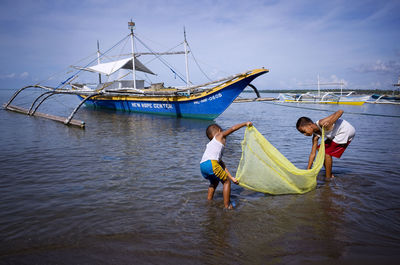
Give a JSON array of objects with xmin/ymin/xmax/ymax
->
[
  {"xmin": 296, "ymin": 110, "xmax": 355, "ymax": 180},
  {"xmin": 200, "ymin": 121, "xmax": 252, "ymax": 209}
]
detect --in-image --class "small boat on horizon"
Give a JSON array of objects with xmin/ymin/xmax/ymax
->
[
  {"xmin": 369, "ymin": 75, "xmax": 400, "ymax": 104},
  {"xmin": 4, "ymin": 21, "xmax": 268, "ymax": 127},
  {"xmin": 279, "ymin": 91, "xmax": 371, "ymax": 105},
  {"xmin": 278, "ymin": 76, "xmax": 370, "ymax": 105}
]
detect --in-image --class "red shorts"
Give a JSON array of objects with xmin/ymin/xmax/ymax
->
[{"xmin": 318, "ymin": 139, "xmax": 351, "ymax": 158}]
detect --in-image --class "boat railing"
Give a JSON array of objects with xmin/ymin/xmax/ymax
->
[
  {"xmin": 292, "ymin": 92, "xmax": 317, "ymax": 101},
  {"xmin": 327, "ymin": 91, "xmax": 356, "ymax": 96},
  {"xmin": 296, "ymin": 93, "xmax": 305, "ymax": 101},
  {"xmin": 321, "ymin": 92, "xmax": 340, "ymax": 101},
  {"xmin": 344, "ymin": 91, "xmax": 355, "ymax": 96},
  {"xmin": 373, "ymin": 94, "xmax": 385, "ymax": 103},
  {"xmin": 277, "ymin": 93, "xmax": 301, "ymax": 101}
]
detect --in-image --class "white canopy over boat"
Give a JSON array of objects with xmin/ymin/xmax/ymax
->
[{"xmin": 85, "ymin": 57, "xmax": 155, "ymax": 76}]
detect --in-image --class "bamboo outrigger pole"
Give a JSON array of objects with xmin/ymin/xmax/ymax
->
[{"xmin": 3, "ymin": 85, "xmax": 88, "ymax": 128}]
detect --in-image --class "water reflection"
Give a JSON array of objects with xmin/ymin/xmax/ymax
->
[{"xmin": 1, "ymin": 90, "xmax": 400, "ymax": 264}]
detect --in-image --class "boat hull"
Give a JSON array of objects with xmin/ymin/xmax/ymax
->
[
  {"xmin": 79, "ymin": 69, "xmax": 268, "ymax": 119},
  {"xmin": 371, "ymin": 94, "xmax": 400, "ymax": 101}
]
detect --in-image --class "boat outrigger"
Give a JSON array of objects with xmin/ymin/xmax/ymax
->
[{"xmin": 3, "ymin": 21, "xmax": 268, "ymax": 128}]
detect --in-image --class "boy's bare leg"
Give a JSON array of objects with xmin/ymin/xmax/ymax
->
[
  {"xmin": 207, "ymin": 181, "xmax": 218, "ymax": 200},
  {"xmin": 222, "ymin": 180, "xmax": 232, "ymax": 209},
  {"xmin": 324, "ymin": 154, "xmax": 335, "ymax": 180}
]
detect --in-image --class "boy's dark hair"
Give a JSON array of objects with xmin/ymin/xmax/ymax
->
[
  {"xmin": 206, "ymin": 124, "xmax": 222, "ymax": 140},
  {"xmin": 296, "ymin": 117, "xmax": 313, "ymax": 130}
]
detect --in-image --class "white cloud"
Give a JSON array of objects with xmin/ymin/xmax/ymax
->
[
  {"xmin": 20, "ymin": 72, "xmax": 29, "ymax": 78},
  {"xmin": 355, "ymin": 60, "xmax": 400, "ymax": 74},
  {"xmin": 0, "ymin": 73, "xmax": 16, "ymax": 79},
  {"xmin": 0, "ymin": 72, "xmax": 30, "ymax": 79},
  {"xmin": 329, "ymin": 74, "xmax": 348, "ymax": 86}
]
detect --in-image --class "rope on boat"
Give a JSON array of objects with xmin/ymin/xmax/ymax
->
[
  {"xmin": 142, "ymin": 41, "xmax": 184, "ymax": 64},
  {"xmin": 135, "ymin": 35, "xmax": 187, "ymax": 84},
  {"xmin": 34, "ymin": 51, "xmax": 98, "ymax": 88},
  {"xmin": 55, "ymin": 34, "xmax": 131, "ymax": 90},
  {"xmin": 186, "ymin": 70, "xmax": 250, "ymax": 92},
  {"xmin": 186, "ymin": 41, "xmax": 212, "ymax": 82}
]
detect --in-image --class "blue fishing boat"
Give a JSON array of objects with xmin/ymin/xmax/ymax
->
[
  {"xmin": 76, "ymin": 68, "xmax": 267, "ymax": 119},
  {"xmin": 72, "ymin": 21, "xmax": 268, "ymax": 119},
  {"xmin": 4, "ymin": 21, "xmax": 268, "ymax": 127}
]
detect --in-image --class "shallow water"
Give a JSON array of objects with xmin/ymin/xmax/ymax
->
[{"xmin": 1, "ymin": 90, "xmax": 400, "ymax": 264}]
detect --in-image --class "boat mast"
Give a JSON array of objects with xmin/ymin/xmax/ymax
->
[
  {"xmin": 394, "ymin": 75, "xmax": 400, "ymax": 95},
  {"xmin": 97, "ymin": 40, "xmax": 102, "ymax": 84},
  {"xmin": 317, "ymin": 74, "xmax": 320, "ymax": 97},
  {"xmin": 128, "ymin": 20, "xmax": 137, "ymax": 89},
  {"xmin": 340, "ymin": 82, "xmax": 343, "ymax": 96},
  {"xmin": 183, "ymin": 27, "xmax": 190, "ymax": 87}
]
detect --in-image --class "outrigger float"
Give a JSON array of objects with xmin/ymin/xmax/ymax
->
[{"xmin": 3, "ymin": 21, "xmax": 268, "ymax": 129}]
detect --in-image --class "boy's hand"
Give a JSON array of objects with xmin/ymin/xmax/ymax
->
[
  {"xmin": 320, "ymin": 120, "xmax": 331, "ymax": 128},
  {"xmin": 319, "ymin": 110, "xmax": 343, "ymax": 129},
  {"xmin": 246, "ymin": 121, "xmax": 253, "ymax": 127},
  {"xmin": 231, "ymin": 177, "xmax": 239, "ymax": 185}
]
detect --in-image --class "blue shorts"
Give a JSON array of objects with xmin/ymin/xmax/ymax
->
[{"xmin": 200, "ymin": 160, "xmax": 228, "ymax": 183}]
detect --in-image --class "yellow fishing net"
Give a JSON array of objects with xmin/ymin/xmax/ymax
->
[{"xmin": 236, "ymin": 126, "xmax": 325, "ymax": 195}]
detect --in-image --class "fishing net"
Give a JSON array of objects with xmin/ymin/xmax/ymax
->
[{"xmin": 236, "ymin": 126, "xmax": 325, "ymax": 195}]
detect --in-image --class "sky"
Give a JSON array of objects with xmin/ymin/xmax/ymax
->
[{"xmin": 0, "ymin": 0, "xmax": 399, "ymax": 91}]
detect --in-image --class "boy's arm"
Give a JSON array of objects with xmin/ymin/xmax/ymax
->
[
  {"xmin": 318, "ymin": 110, "xmax": 343, "ymax": 129},
  {"xmin": 221, "ymin": 121, "xmax": 252, "ymax": 138},
  {"xmin": 224, "ymin": 166, "xmax": 239, "ymax": 184},
  {"xmin": 307, "ymin": 135, "xmax": 319, "ymax": 169}
]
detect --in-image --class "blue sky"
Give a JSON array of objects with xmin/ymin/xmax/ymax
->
[{"xmin": 0, "ymin": 0, "xmax": 399, "ymax": 91}]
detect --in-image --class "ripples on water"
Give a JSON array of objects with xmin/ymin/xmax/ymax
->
[{"xmin": 0, "ymin": 91, "xmax": 400, "ymax": 264}]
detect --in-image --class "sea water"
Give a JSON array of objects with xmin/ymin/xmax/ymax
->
[{"xmin": 0, "ymin": 89, "xmax": 399, "ymax": 264}]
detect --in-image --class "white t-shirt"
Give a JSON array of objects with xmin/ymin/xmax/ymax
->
[
  {"xmin": 200, "ymin": 137, "xmax": 225, "ymax": 163},
  {"xmin": 316, "ymin": 118, "xmax": 355, "ymax": 144}
]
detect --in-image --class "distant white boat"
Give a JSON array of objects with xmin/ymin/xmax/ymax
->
[
  {"xmin": 279, "ymin": 91, "xmax": 371, "ymax": 105},
  {"xmin": 278, "ymin": 75, "xmax": 370, "ymax": 106},
  {"xmin": 369, "ymin": 75, "xmax": 400, "ymax": 104}
]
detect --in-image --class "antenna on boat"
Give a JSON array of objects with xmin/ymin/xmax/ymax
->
[
  {"xmin": 183, "ymin": 27, "xmax": 190, "ymax": 87},
  {"xmin": 394, "ymin": 75, "xmax": 400, "ymax": 95},
  {"xmin": 317, "ymin": 74, "xmax": 320, "ymax": 97},
  {"xmin": 97, "ymin": 40, "xmax": 102, "ymax": 84},
  {"xmin": 340, "ymin": 82, "xmax": 343, "ymax": 96},
  {"xmin": 128, "ymin": 20, "xmax": 137, "ymax": 89}
]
